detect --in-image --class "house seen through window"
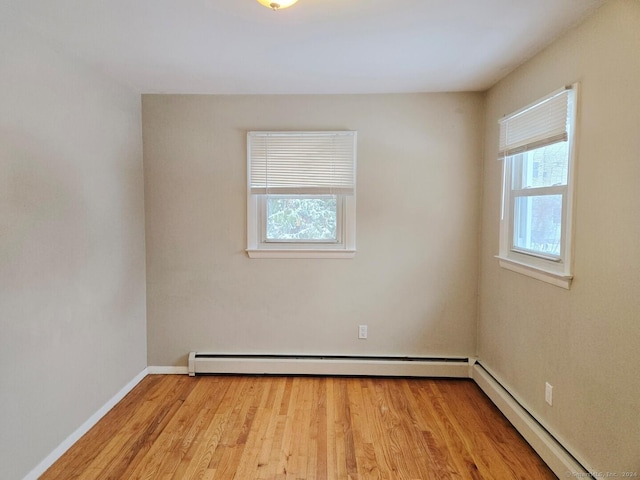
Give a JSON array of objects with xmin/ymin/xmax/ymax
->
[{"xmin": 498, "ymin": 85, "xmax": 578, "ymax": 288}]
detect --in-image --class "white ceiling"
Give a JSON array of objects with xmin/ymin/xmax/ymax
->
[{"xmin": 7, "ymin": 0, "xmax": 605, "ymax": 94}]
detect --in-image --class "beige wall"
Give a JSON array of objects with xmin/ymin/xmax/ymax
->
[
  {"xmin": 479, "ymin": 0, "xmax": 640, "ymax": 472},
  {"xmin": 7, "ymin": 1, "xmax": 637, "ymax": 477},
  {"xmin": 0, "ymin": 20, "xmax": 147, "ymax": 480},
  {"xmin": 143, "ymin": 93, "xmax": 483, "ymax": 367}
]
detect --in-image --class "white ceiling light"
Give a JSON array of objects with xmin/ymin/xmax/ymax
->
[{"xmin": 257, "ymin": 0, "xmax": 299, "ymax": 11}]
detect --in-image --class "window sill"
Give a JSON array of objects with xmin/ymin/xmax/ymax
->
[
  {"xmin": 496, "ymin": 256, "xmax": 572, "ymax": 289},
  {"xmin": 247, "ymin": 249, "xmax": 356, "ymax": 259}
]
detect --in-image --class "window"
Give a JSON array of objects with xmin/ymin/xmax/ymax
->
[
  {"xmin": 497, "ymin": 85, "xmax": 578, "ymax": 288},
  {"xmin": 247, "ymin": 131, "xmax": 357, "ymax": 258}
]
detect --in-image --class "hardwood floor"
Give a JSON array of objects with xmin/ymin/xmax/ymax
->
[{"xmin": 41, "ymin": 375, "xmax": 557, "ymax": 479}]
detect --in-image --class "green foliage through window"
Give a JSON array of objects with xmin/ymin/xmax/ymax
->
[{"xmin": 266, "ymin": 196, "xmax": 337, "ymax": 241}]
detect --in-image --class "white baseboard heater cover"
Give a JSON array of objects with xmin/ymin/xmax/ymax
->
[
  {"xmin": 188, "ymin": 353, "xmax": 471, "ymax": 378},
  {"xmin": 472, "ymin": 362, "xmax": 590, "ymax": 479}
]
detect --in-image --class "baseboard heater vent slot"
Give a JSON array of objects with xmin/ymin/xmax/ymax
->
[{"xmin": 188, "ymin": 352, "xmax": 471, "ymax": 378}]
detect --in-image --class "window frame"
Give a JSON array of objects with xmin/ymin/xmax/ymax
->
[
  {"xmin": 497, "ymin": 85, "xmax": 579, "ymax": 289},
  {"xmin": 246, "ymin": 131, "xmax": 356, "ymax": 259}
]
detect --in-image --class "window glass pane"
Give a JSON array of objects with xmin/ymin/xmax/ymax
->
[
  {"xmin": 266, "ymin": 196, "xmax": 337, "ymax": 241},
  {"xmin": 513, "ymin": 195, "xmax": 562, "ymax": 256},
  {"xmin": 512, "ymin": 142, "xmax": 569, "ymax": 189}
]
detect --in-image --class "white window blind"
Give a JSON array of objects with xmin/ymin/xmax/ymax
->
[
  {"xmin": 499, "ymin": 87, "xmax": 572, "ymax": 158},
  {"xmin": 248, "ymin": 131, "xmax": 356, "ymax": 195}
]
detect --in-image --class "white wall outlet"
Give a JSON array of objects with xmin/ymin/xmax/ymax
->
[
  {"xmin": 545, "ymin": 382, "xmax": 553, "ymax": 406},
  {"xmin": 358, "ymin": 325, "xmax": 368, "ymax": 339}
]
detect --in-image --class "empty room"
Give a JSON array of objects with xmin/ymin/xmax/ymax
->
[{"xmin": 1, "ymin": 0, "xmax": 638, "ymax": 478}]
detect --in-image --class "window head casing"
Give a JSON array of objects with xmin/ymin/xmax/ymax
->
[
  {"xmin": 247, "ymin": 131, "xmax": 357, "ymax": 258},
  {"xmin": 497, "ymin": 84, "xmax": 579, "ymax": 288}
]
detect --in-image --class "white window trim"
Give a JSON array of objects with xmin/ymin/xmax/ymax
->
[
  {"xmin": 496, "ymin": 84, "xmax": 579, "ymax": 289},
  {"xmin": 496, "ymin": 256, "xmax": 573, "ymax": 289},
  {"xmin": 246, "ymin": 131, "xmax": 357, "ymax": 259},
  {"xmin": 247, "ymin": 194, "xmax": 356, "ymax": 259}
]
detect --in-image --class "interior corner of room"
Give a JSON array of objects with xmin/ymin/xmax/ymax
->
[{"xmin": 2, "ymin": 0, "xmax": 639, "ymax": 478}]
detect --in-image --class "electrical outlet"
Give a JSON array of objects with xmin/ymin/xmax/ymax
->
[
  {"xmin": 545, "ymin": 382, "xmax": 553, "ymax": 406},
  {"xmin": 358, "ymin": 325, "xmax": 368, "ymax": 339}
]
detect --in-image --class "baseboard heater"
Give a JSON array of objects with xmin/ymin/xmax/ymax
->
[
  {"xmin": 188, "ymin": 352, "xmax": 471, "ymax": 378},
  {"xmin": 472, "ymin": 361, "xmax": 590, "ymax": 478}
]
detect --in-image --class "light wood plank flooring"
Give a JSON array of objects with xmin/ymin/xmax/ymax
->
[{"xmin": 41, "ymin": 375, "xmax": 557, "ymax": 479}]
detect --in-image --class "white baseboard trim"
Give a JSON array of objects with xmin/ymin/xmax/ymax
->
[
  {"xmin": 23, "ymin": 368, "xmax": 148, "ymax": 480},
  {"xmin": 472, "ymin": 363, "xmax": 588, "ymax": 479},
  {"xmin": 147, "ymin": 366, "xmax": 189, "ymax": 375},
  {"xmin": 23, "ymin": 360, "xmax": 592, "ymax": 480},
  {"xmin": 188, "ymin": 353, "xmax": 471, "ymax": 378}
]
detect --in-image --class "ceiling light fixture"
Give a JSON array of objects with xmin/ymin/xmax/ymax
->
[{"xmin": 256, "ymin": 0, "xmax": 299, "ymax": 11}]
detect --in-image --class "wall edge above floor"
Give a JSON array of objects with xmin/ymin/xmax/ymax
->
[{"xmin": 22, "ymin": 368, "xmax": 148, "ymax": 480}]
